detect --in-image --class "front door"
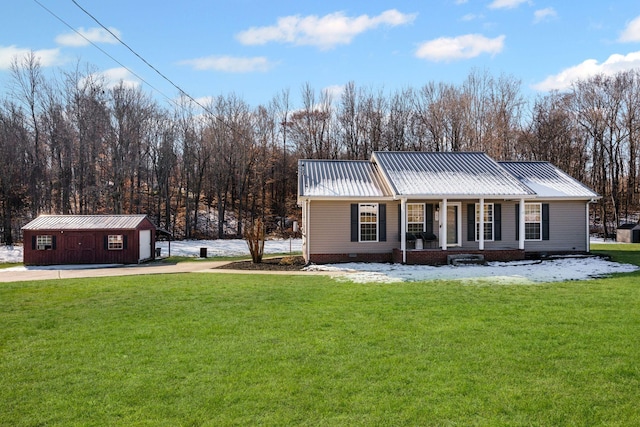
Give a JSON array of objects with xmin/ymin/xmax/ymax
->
[{"xmin": 447, "ymin": 204, "xmax": 461, "ymax": 246}]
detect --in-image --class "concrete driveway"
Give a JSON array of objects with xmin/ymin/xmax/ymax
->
[{"xmin": 0, "ymin": 261, "xmax": 342, "ymax": 283}]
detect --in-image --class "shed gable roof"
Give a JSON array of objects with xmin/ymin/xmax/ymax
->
[
  {"xmin": 22, "ymin": 215, "xmax": 152, "ymax": 230},
  {"xmin": 372, "ymin": 151, "xmax": 534, "ymax": 197},
  {"xmin": 499, "ymin": 161, "xmax": 598, "ymax": 199},
  {"xmin": 298, "ymin": 160, "xmax": 391, "ymax": 198}
]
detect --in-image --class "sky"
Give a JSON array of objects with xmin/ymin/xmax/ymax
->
[
  {"xmin": 2, "ymin": 1, "xmax": 640, "ymax": 108},
  {"xmin": 1, "ymin": 238, "xmax": 636, "ymax": 284}
]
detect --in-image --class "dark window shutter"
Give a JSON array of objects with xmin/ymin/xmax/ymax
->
[
  {"xmin": 398, "ymin": 204, "xmax": 402, "ymax": 241},
  {"xmin": 467, "ymin": 204, "xmax": 475, "ymax": 241},
  {"xmin": 494, "ymin": 204, "xmax": 501, "ymax": 241},
  {"xmin": 515, "ymin": 204, "xmax": 520, "ymax": 241},
  {"xmin": 123, "ymin": 235, "xmax": 128, "ymax": 249},
  {"xmin": 52, "ymin": 236, "xmax": 57, "ymax": 250},
  {"xmin": 104, "ymin": 235, "xmax": 108, "ymax": 250},
  {"xmin": 379, "ymin": 204, "xmax": 386, "ymax": 242},
  {"xmin": 32, "ymin": 236, "xmax": 36, "ymax": 250},
  {"xmin": 542, "ymin": 204, "xmax": 550, "ymax": 240},
  {"xmin": 350, "ymin": 204, "xmax": 358, "ymax": 242},
  {"xmin": 426, "ymin": 204, "xmax": 434, "ymax": 234}
]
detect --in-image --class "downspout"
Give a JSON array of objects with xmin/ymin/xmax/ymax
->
[
  {"xmin": 518, "ymin": 198, "xmax": 525, "ymax": 251},
  {"xmin": 302, "ymin": 199, "xmax": 310, "ymax": 263},
  {"xmin": 401, "ymin": 198, "xmax": 407, "ymax": 264},
  {"xmin": 586, "ymin": 200, "xmax": 594, "ymax": 252}
]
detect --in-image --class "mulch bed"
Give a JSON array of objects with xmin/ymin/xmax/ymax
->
[{"xmin": 216, "ymin": 256, "xmax": 307, "ymax": 271}]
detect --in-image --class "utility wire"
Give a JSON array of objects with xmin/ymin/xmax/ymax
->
[
  {"xmin": 34, "ymin": 0, "xmax": 234, "ymax": 132},
  {"xmin": 32, "ymin": 0, "xmax": 177, "ymax": 107},
  {"xmin": 69, "ymin": 0, "xmax": 228, "ymax": 127}
]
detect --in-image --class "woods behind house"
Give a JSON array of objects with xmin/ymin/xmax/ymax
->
[{"xmin": 2, "ymin": 53, "xmax": 639, "ymax": 244}]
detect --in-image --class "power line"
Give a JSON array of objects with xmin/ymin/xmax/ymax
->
[
  {"xmin": 32, "ymin": 0, "xmax": 177, "ymax": 107},
  {"xmin": 69, "ymin": 0, "xmax": 222, "ymax": 121}
]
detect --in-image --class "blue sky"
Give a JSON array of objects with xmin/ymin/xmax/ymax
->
[{"xmin": 2, "ymin": 0, "xmax": 640, "ymax": 107}]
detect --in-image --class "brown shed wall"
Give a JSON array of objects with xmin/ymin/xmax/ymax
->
[{"xmin": 22, "ymin": 219, "xmax": 155, "ymax": 266}]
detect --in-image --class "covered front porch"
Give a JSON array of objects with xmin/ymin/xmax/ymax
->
[
  {"xmin": 392, "ymin": 247, "xmax": 525, "ymax": 265},
  {"xmin": 397, "ymin": 197, "xmax": 529, "ymax": 264}
]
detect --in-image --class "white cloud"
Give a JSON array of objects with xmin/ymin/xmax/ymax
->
[
  {"xmin": 533, "ymin": 51, "xmax": 640, "ymax": 91},
  {"xmin": 55, "ymin": 27, "xmax": 121, "ymax": 47},
  {"xmin": 323, "ymin": 84, "xmax": 345, "ymax": 100},
  {"xmin": 619, "ymin": 15, "xmax": 640, "ymax": 42},
  {"xmin": 90, "ymin": 67, "xmax": 139, "ymax": 89},
  {"xmin": 179, "ymin": 56, "xmax": 274, "ymax": 73},
  {"xmin": 488, "ymin": 0, "xmax": 529, "ymax": 9},
  {"xmin": 236, "ymin": 9, "xmax": 417, "ymax": 50},
  {"xmin": 0, "ymin": 45, "xmax": 61, "ymax": 69},
  {"xmin": 533, "ymin": 7, "xmax": 557, "ymax": 24},
  {"xmin": 415, "ymin": 34, "xmax": 505, "ymax": 62}
]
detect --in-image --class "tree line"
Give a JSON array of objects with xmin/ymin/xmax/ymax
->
[{"xmin": 2, "ymin": 52, "xmax": 639, "ymax": 244}]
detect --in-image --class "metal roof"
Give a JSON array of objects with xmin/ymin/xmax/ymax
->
[
  {"xmin": 372, "ymin": 151, "xmax": 534, "ymax": 197},
  {"xmin": 298, "ymin": 159, "xmax": 391, "ymax": 198},
  {"xmin": 22, "ymin": 215, "xmax": 151, "ymax": 230},
  {"xmin": 499, "ymin": 162, "xmax": 599, "ymax": 199}
]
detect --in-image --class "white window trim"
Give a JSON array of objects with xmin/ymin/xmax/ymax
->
[
  {"xmin": 358, "ymin": 203, "xmax": 379, "ymax": 242},
  {"xmin": 525, "ymin": 202, "xmax": 543, "ymax": 241},
  {"xmin": 36, "ymin": 235, "xmax": 53, "ymax": 250},
  {"xmin": 406, "ymin": 203, "xmax": 425, "ymax": 234},
  {"xmin": 475, "ymin": 202, "xmax": 494, "ymax": 242},
  {"xmin": 108, "ymin": 234, "xmax": 124, "ymax": 250}
]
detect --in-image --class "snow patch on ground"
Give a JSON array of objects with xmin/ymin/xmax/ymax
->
[
  {"xmin": 1, "ymin": 238, "xmax": 638, "ymax": 284},
  {"xmin": 305, "ymin": 256, "xmax": 638, "ymax": 284}
]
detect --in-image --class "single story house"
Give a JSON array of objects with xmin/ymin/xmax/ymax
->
[
  {"xmin": 297, "ymin": 151, "xmax": 600, "ymax": 265},
  {"xmin": 22, "ymin": 215, "xmax": 157, "ymax": 266},
  {"xmin": 616, "ymin": 223, "xmax": 640, "ymax": 243}
]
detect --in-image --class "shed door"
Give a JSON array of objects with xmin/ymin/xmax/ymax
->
[
  {"xmin": 66, "ymin": 233, "xmax": 95, "ymax": 264},
  {"xmin": 139, "ymin": 230, "xmax": 152, "ymax": 261}
]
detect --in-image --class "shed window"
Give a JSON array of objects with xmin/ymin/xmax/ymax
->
[
  {"xmin": 36, "ymin": 235, "xmax": 53, "ymax": 250},
  {"xmin": 108, "ymin": 235, "xmax": 124, "ymax": 250}
]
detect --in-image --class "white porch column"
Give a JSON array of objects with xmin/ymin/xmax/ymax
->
[
  {"xmin": 401, "ymin": 198, "xmax": 407, "ymax": 263},
  {"xmin": 519, "ymin": 198, "xmax": 525, "ymax": 250},
  {"xmin": 440, "ymin": 198, "xmax": 447, "ymax": 250},
  {"xmin": 478, "ymin": 198, "xmax": 485, "ymax": 251}
]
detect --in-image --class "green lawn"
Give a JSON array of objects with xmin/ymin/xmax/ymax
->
[{"xmin": 1, "ymin": 248, "xmax": 639, "ymax": 426}]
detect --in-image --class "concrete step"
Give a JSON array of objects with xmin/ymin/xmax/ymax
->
[{"xmin": 447, "ymin": 254, "xmax": 486, "ymax": 266}]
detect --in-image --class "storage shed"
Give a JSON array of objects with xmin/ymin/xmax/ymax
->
[
  {"xmin": 616, "ymin": 223, "xmax": 640, "ymax": 243},
  {"xmin": 22, "ymin": 215, "xmax": 157, "ymax": 266}
]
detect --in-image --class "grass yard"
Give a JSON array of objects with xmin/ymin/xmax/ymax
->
[{"xmin": 1, "ymin": 247, "xmax": 640, "ymax": 426}]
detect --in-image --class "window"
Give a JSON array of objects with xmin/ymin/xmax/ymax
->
[
  {"xmin": 359, "ymin": 203, "xmax": 378, "ymax": 242},
  {"xmin": 525, "ymin": 203, "xmax": 542, "ymax": 240},
  {"xmin": 475, "ymin": 203, "xmax": 494, "ymax": 241},
  {"xmin": 36, "ymin": 235, "xmax": 53, "ymax": 250},
  {"xmin": 108, "ymin": 235, "xmax": 124, "ymax": 250},
  {"xmin": 407, "ymin": 203, "xmax": 425, "ymax": 234}
]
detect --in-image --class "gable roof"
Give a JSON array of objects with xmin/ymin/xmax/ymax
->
[
  {"xmin": 499, "ymin": 161, "xmax": 599, "ymax": 199},
  {"xmin": 298, "ymin": 160, "xmax": 391, "ymax": 198},
  {"xmin": 22, "ymin": 215, "xmax": 152, "ymax": 230},
  {"xmin": 298, "ymin": 152, "xmax": 599, "ymax": 201},
  {"xmin": 372, "ymin": 151, "xmax": 534, "ymax": 198}
]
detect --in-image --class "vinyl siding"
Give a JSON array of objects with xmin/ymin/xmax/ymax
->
[
  {"xmin": 460, "ymin": 200, "xmax": 588, "ymax": 252},
  {"xmin": 307, "ymin": 200, "xmax": 399, "ymax": 255},
  {"xmin": 306, "ymin": 199, "xmax": 588, "ymax": 256}
]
